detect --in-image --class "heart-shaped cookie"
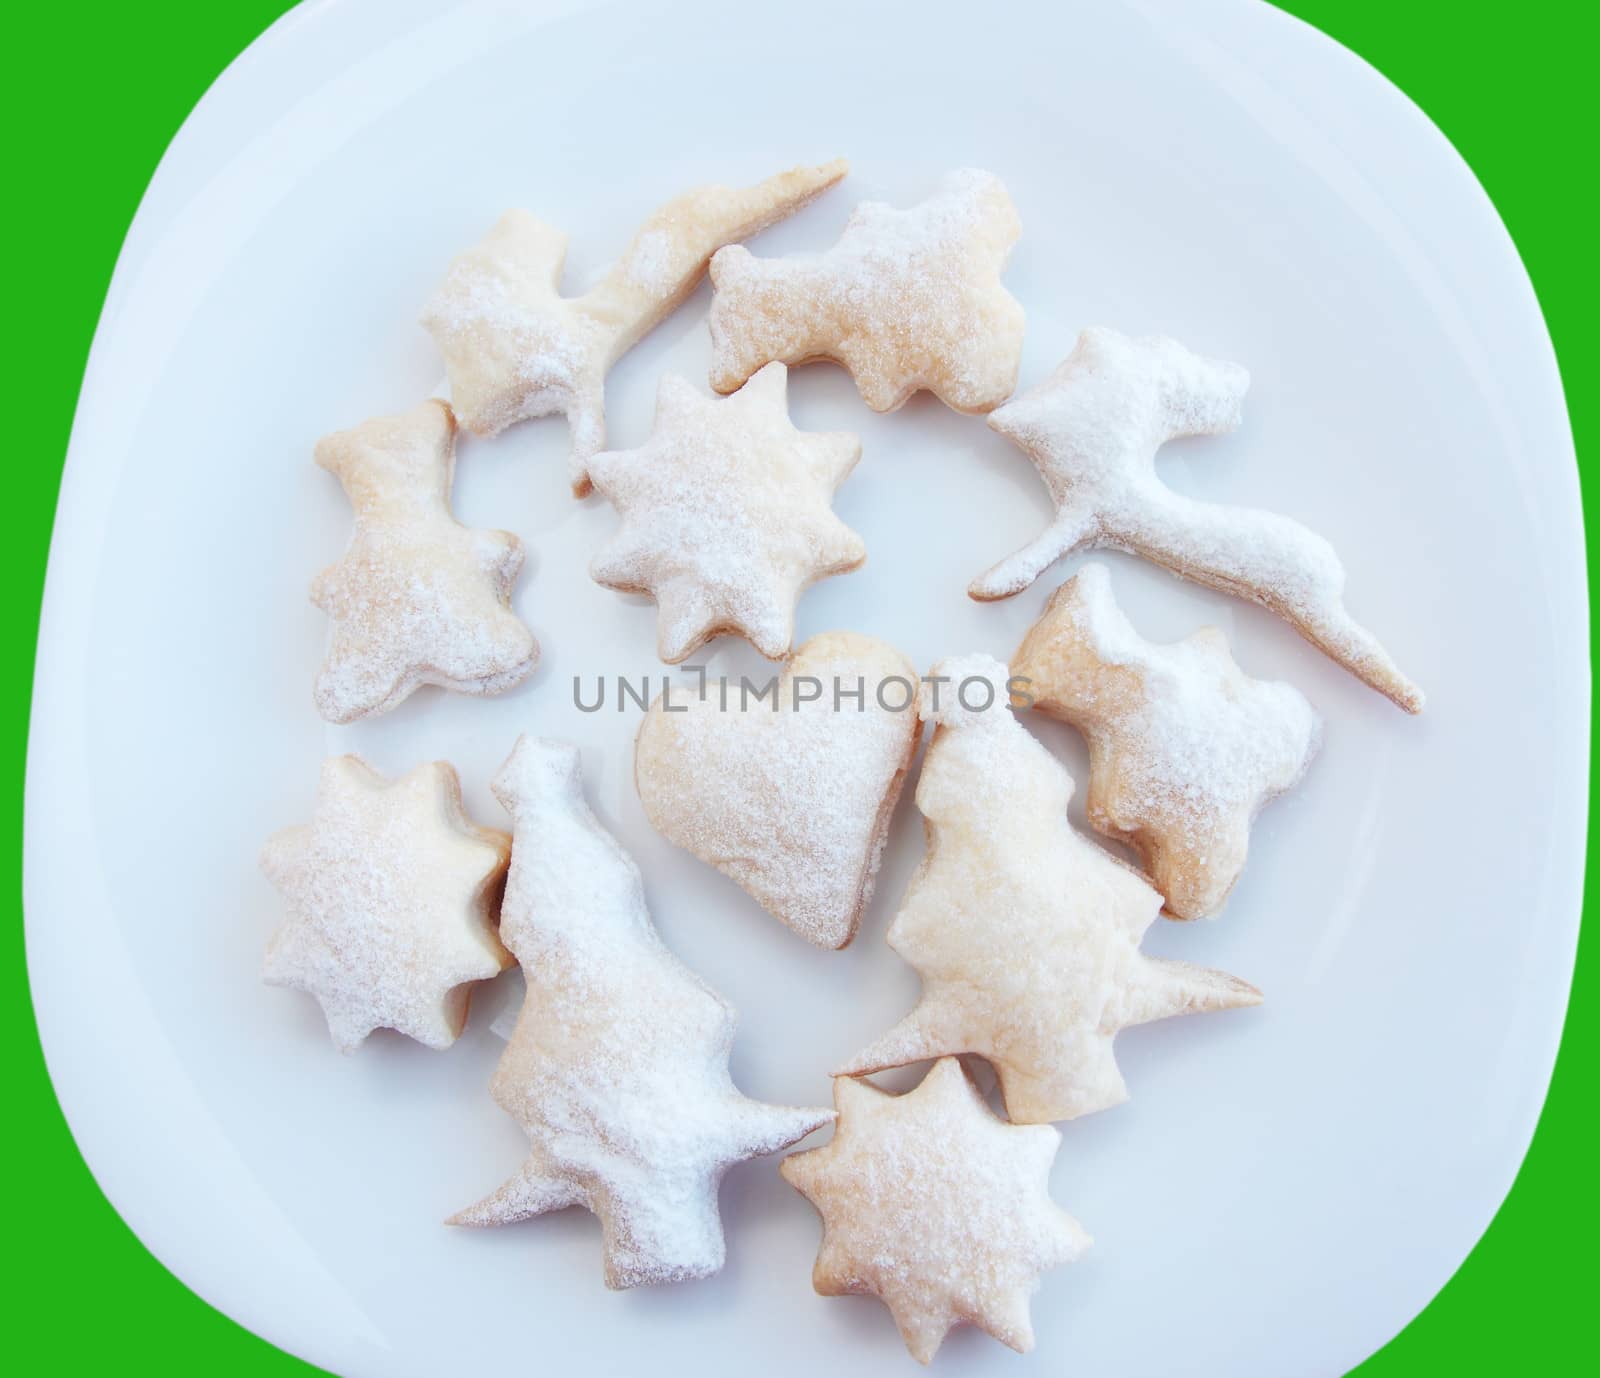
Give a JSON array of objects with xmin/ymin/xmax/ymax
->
[{"xmin": 634, "ymin": 632, "xmax": 920, "ymax": 948}]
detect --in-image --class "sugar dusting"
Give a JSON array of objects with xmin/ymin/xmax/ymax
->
[
  {"xmin": 708, "ymin": 168, "xmax": 1025, "ymax": 413},
  {"xmin": 634, "ymin": 632, "xmax": 921, "ymax": 949},
  {"xmin": 450, "ymin": 737, "xmax": 831, "ymax": 1289},
  {"xmin": 971, "ymin": 327, "xmax": 1423, "ymax": 713},
  {"xmin": 620, "ymin": 227, "xmax": 674, "ymax": 292}
]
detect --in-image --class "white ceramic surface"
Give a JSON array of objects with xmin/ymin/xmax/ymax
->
[{"xmin": 25, "ymin": 1, "xmax": 1585, "ymax": 1375}]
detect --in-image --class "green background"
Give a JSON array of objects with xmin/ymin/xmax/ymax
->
[{"xmin": 11, "ymin": 3, "xmax": 1590, "ymax": 1374}]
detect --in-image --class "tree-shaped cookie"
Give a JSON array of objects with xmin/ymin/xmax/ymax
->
[
  {"xmin": 708, "ymin": 168, "xmax": 1024, "ymax": 414},
  {"xmin": 310, "ymin": 399, "xmax": 537, "ymax": 723},
  {"xmin": 840, "ymin": 656, "xmax": 1261, "ymax": 1122},
  {"xmin": 1013, "ymin": 564, "xmax": 1320, "ymax": 919},
  {"xmin": 450, "ymin": 736, "xmax": 832, "ymax": 1288},
  {"xmin": 782, "ymin": 1059, "xmax": 1090, "ymax": 1364},
  {"xmin": 634, "ymin": 632, "xmax": 920, "ymax": 948},
  {"xmin": 260, "ymin": 755, "xmax": 513, "ymax": 1051},
  {"xmin": 587, "ymin": 363, "xmax": 865, "ymax": 663},
  {"xmin": 968, "ymin": 327, "xmax": 1424, "ymax": 713},
  {"xmin": 420, "ymin": 159, "xmax": 847, "ymax": 493}
]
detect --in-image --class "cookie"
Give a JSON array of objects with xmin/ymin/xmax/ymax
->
[
  {"xmin": 634, "ymin": 632, "xmax": 920, "ymax": 948},
  {"xmin": 781, "ymin": 1058, "xmax": 1090, "ymax": 1364},
  {"xmin": 260, "ymin": 755, "xmax": 512, "ymax": 1052},
  {"xmin": 708, "ymin": 169, "xmax": 1024, "ymax": 414},
  {"xmin": 310, "ymin": 399, "xmax": 537, "ymax": 724},
  {"xmin": 450, "ymin": 736, "xmax": 832, "ymax": 1288},
  {"xmin": 587, "ymin": 363, "xmax": 865, "ymax": 663},
  {"xmin": 1013, "ymin": 564, "xmax": 1321, "ymax": 919},
  {"xmin": 968, "ymin": 327, "xmax": 1424, "ymax": 713},
  {"xmin": 839, "ymin": 655, "xmax": 1261, "ymax": 1122},
  {"xmin": 420, "ymin": 160, "xmax": 848, "ymax": 495}
]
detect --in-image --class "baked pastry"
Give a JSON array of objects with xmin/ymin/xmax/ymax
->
[
  {"xmin": 310, "ymin": 400, "xmax": 536, "ymax": 723},
  {"xmin": 968, "ymin": 327, "xmax": 1424, "ymax": 713},
  {"xmin": 421, "ymin": 160, "xmax": 848, "ymax": 494},
  {"xmin": 587, "ymin": 363, "xmax": 864, "ymax": 663},
  {"xmin": 840, "ymin": 655, "xmax": 1261, "ymax": 1121},
  {"xmin": 1013, "ymin": 563, "xmax": 1320, "ymax": 919},
  {"xmin": 781, "ymin": 1058, "xmax": 1090, "ymax": 1364},
  {"xmin": 634, "ymin": 632, "xmax": 920, "ymax": 948},
  {"xmin": 260, "ymin": 755, "xmax": 512, "ymax": 1051},
  {"xmin": 708, "ymin": 168, "xmax": 1024, "ymax": 414},
  {"xmin": 450, "ymin": 736, "xmax": 832, "ymax": 1287}
]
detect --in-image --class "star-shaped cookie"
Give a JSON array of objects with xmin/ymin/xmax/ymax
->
[
  {"xmin": 260, "ymin": 755, "xmax": 513, "ymax": 1052},
  {"xmin": 634, "ymin": 632, "xmax": 920, "ymax": 948},
  {"xmin": 450, "ymin": 736, "xmax": 832, "ymax": 1288},
  {"xmin": 782, "ymin": 1058, "xmax": 1090, "ymax": 1364},
  {"xmin": 310, "ymin": 399, "xmax": 537, "ymax": 724},
  {"xmin": 840, "ymin": 655, "xmax": 1261, "ymax": 1122},
  {"xmin": 587, "ymin": 363, "xmax": 865, "ymax": 663},
  {"xmin": 968, "ymin": 327, "xmax": 1424, "ymax": 713},
  {"xmin": 1014, "ymin": 564, "xmax": 1321, "ymax": 919},
  {"xmin": 420, "ymin": 159, "xmax": 848, "ymax": 494},
  {"xmin": 708, "ymin": 168, "xmax": 1024, "ymax": 414}
]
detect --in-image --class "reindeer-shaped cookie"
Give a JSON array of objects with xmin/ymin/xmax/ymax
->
[
  {"xmin": 970, "ymin": 327, "xmax": 1423, "ymax": 713},
  {"xmin": 421, "ymin": 160, "xmax": 848, "ymax": 494}
]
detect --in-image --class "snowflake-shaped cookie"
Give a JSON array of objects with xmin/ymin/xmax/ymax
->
[
  {"xmin": 708, "ymin": 168, "xmax": 1024, "ymax": 414},
  {"xmin": 841, "ymin": 655, "xmax": 1261, "ymax": 1122},
  {"xmin": 782, "ymin": 1058, "xmax": 1090, "ymax": 1364},
  {"xmin": 450, "ymin": 737, "xmax": 832, "ymax": 1288},
  {"xmin": 310, "ymin": 399, "xmax": 536, "ymax": 723},
  {"xmin": 587, "ymin": 362, "xmax": 865, "ymax": 663},
  {"xmin": 1013, "ymin": 564, "xmax": 1321, "ymax": 919},
  {"xmin": 260, "ymin": 755, "xmax": 512, "ymax": 1052},
  {"xmin": 969, "ymin": 327, "xmax": 1424, "ymax": 713},
  {"xmin": 420, "ymin": 160, "xmax": 847, "ymax": 494}
]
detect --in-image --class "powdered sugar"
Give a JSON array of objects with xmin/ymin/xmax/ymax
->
[
  {"xmin": 918, "ymin": 651, "xmax": 1015, "ymax": 731},
  {"xmin": 310, "ymin": 400, "xmax": 537, "ymax": 723},
  {"xmin": 449, "ymin": 737, "xmax": 831, "ymax": 1288},
  {"xmin": 781, "ymin": 1058, "xmax": 1089, "ymax": 1363},
  {"xmin": 620, "ymin": 227, "xmax": 674, "ymax": 292},
  {"xmin": 970, "ymin": 327, "xmax": 1423, "ymax": 713},
  {"xmin": 708, "ymin": 168, "xmax": 1024, "ymax": 413},
  {"xmin": 259, "ymin": 756, "xmax": 512, "ymax": 1052},
  {"xmin": 1015, "ymin": 564, "xmax": 1320, "ymax": 919},
  {"xmin": 839, "ymin": 654, "xmax": 1261, "ymax": 1122},
  {"xmin": 634, "ymin": 632, "xmax": 920, "ymax": 949},
  {"xmin": 586, "ymin": 363, "xmax": 865, "ymax": 663}
]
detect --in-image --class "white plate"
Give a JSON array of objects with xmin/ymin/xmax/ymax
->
[{"xmin": 26, "ymin": 1, "xmax": 1584, "ymax": 1375}]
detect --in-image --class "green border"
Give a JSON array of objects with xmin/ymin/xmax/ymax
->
[{"xmin": 11, "ymin": 3, "xmax": 1590, "ymax": 1375}]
